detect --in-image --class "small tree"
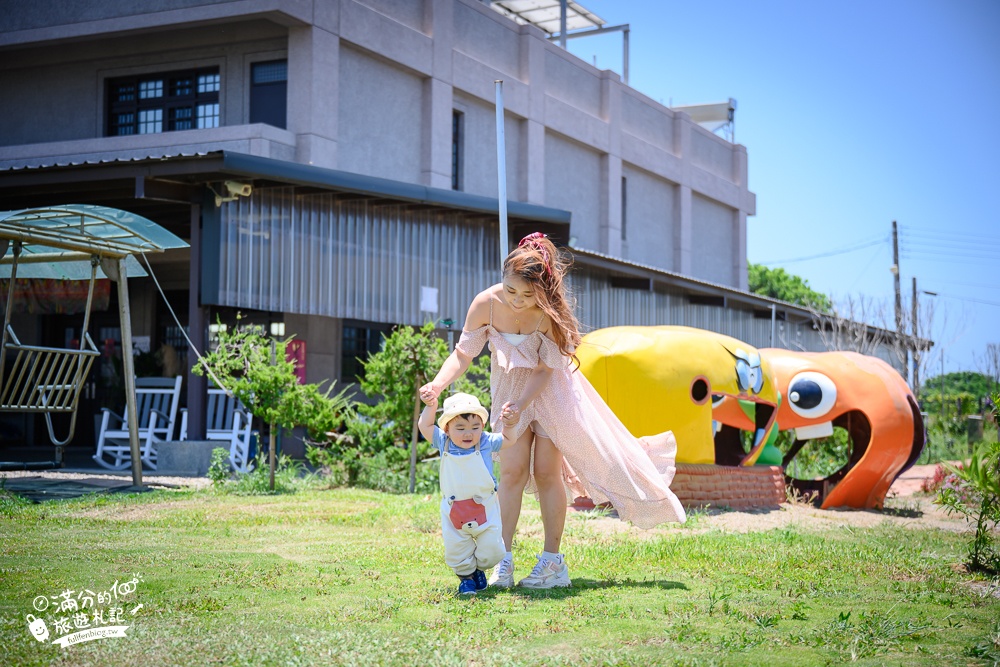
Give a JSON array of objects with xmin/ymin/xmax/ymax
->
[
  {"xmin": 194, "ymin": 316, "xmax": 349, "ymax": 491},
  {"xmin": 349, "ymin": 322, "xmax": 448, "ymax": 493}
]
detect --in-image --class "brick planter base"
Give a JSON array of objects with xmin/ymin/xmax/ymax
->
[{"xmin": 671, "ymin": 464, "xmax": 785, "ymax": 510}]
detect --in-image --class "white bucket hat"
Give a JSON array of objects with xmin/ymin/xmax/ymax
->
[{"xmin": 437, "ymin": 392, "xmax": 490, "ymax": 430}]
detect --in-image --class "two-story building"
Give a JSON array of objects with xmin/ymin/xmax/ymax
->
[{"xmin": 0, "ymin": 0, "xmax": 898, "ymax": 454}]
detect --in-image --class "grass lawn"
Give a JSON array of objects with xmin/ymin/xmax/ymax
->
[{"xmin": 1, "ymin": 483, "xmax": 998, "ymax": 666}]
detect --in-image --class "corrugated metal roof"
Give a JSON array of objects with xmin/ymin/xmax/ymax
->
[
  {"xmin": 570, "ymin": 246, "xmax": 811, "ymax": 313},
  {"xmin": 0, "ymin": 150, "xmax": 572, "ymax": 225},
  {"xmin": 0, "ymin": 151, "xmax": 216, "ymax": 172}
]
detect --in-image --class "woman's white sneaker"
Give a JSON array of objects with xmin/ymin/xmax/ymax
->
[
  {"xmin": 489, "ymin": 555, "xmax": 514, "ymax": 588},
  {"xmin": 517, "ymin": 554, "xmax": 571, "ymax": 589}
]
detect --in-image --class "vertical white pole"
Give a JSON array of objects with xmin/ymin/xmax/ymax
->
[
  {"xmin": 495, "ymin": 80, "xmax": 509, "ymax": 270},
  {"xmin": 770, "ymin": 304, "xmax": 776, "ymax": 347}
]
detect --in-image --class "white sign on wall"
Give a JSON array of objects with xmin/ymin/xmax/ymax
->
[{"xmin": 420, "ymin": 286, "xmax": 439, "ymax": 314}]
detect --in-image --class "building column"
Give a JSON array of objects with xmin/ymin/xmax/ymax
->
[
  {"xmin": 422, "ymin": 0, "xmax": 454, "ymax": 189},
  {"xmin": 520, "ymin": 24, "xmax": 547, "ymax": 205},
  {"xmin": 599, "ymin": 71, "xmax": 623, "ymax": 255},
  {"xmin": 675, "ymin": 185, "xmax": 693, "ymax": 275},
  {"xmin": 736, "ymin": 210, "xmax": 748, "ymax": 290},
  {"xmin": 288, "ymin": 24, "xmax": 339, "ymax": 168},
  {"xmin": 673, "ymin": 112, "xmax": 694, "ymax": 274},
  {"xmin": 186, "ymin": 202, "xmax": 206, "ymax": 440},
  {"xmin": 733, "ymin": 144, "xmax": 750, "ymax": 290}
]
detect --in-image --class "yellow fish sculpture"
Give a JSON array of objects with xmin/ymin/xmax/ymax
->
[{"xmin": 577, "ymin": 326, "xmax": 779, "ymax": 466}]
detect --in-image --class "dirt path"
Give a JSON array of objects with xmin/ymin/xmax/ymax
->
[{"xmin": 1, "ymin": 463, "xmax": 971, "ymax": 534}]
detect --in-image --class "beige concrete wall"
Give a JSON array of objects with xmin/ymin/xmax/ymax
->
[{"xmin": 0, "ymin": 0, "xmax": 756, "ymax": 288}]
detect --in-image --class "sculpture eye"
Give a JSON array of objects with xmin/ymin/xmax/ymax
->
[
  {"xmin": 735, "ymin": 358, "xmax": 764, "ymax": 394},
  {"xmin": 787, "ymin": 372, "xmax": 837, "ymax": 419}
]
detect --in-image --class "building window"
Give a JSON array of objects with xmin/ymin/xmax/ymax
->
[
  {"xmin": 621, "ymin": 176, "xmax": 628, "ymax": 241},
  {"xmin": 452, "ymin": 110, "xmax": 464, "ymax": 191},
  {"xmin": 138, "ymin": 109, "xmax": 162, "ymax": 134},
  {"xmin": 250, "ymin": 60, "xmax": 287, "ymax": 129},
  {"xmin": 341, "ymin": 322, "xmax": 392, "ymax": 383},
  {"xmin": 107, "ymin": 67, "xmax": 220, "ymax": 137}
]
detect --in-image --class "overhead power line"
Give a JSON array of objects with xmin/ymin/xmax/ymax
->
[{"xmin": 759, "ymin": 235, "xmax": 887, "ymax": 265}]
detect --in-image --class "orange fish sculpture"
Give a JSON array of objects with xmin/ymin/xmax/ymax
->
[{"xmin": 761, "ymin": 348, "xmax": 925, "ymax": 509}]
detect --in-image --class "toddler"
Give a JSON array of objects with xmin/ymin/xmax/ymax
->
[{"xmin": 418, "ymin": 392, "xmax": 510, "ymax": 595}]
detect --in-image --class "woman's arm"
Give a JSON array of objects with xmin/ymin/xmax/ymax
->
[
  {"xmin": 419, "ymin": 287, "xmax": 494, "ymax": 401},
  {"xmin": 499, "ymin": 315, "xmax": 559, "ymax": 420},
  {"xmin": 500, "ymin": 364, "xmax": 554, "ymax": 421}
]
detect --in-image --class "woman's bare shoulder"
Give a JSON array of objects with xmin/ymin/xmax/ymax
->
[{"xmin": 465, "ymin": 285, "xmax": 501, "ymax": 329}]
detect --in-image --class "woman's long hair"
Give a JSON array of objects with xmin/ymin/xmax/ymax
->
[{"xmin": 503, "ymin": 233, "xmax": 581, "ymax": 358}]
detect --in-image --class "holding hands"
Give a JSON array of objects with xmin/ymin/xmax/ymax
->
[
  {"xmin": 500, "ymin": 401, "xmax": 521, "ymax": 425},
  {"xmin": 419, "ymin": 382, "xmax": 440, "ymax": 407}
]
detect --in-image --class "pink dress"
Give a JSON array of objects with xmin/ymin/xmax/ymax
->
[{"xmin": 456, "ymin": 325, "xmax": 687, "ymax": 528}]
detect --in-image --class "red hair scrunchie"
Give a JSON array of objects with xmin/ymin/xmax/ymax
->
[{"xmin": 518, "ymin": 232, "xmax": 552, "ymax": 276}]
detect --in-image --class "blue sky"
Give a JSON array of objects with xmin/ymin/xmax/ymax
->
[{"xmin": 564, "ymin": 0, "xmax": 1000, "ymax": 375}]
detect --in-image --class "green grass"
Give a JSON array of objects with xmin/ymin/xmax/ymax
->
[{"xmin": 1, "ymin": 484, "xmax": 998, "ymax": 666}]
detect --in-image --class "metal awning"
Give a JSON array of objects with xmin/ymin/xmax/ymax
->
[
  {"xmin": 0, "ymin": 205, "xmax": 186, "ymax": 279},
  {"xmin": 489, "ymin": 0, "xmax": 604, "ymax": 34}
]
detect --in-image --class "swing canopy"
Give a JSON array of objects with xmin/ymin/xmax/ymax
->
[{"xmin": 0, "ymin": 204, "xmax": 187, "ymax": 278}]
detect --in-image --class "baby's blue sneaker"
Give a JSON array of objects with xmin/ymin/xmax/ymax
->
[
  {"xmin": 457, "ymin": 576, "xmax": 478, "ymax": 596},
  {"xmin": 472, "ymin": 569, "xmax": 488, "ymax": 591}
]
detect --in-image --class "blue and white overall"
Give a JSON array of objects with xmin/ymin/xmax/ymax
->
[{"xmin": 437, "ymin": 431, "xmax": 505, "ymax": 577}]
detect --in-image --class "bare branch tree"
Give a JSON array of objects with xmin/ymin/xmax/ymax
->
[
  {"xmin": 812, "ymin": 295, "xmax": 889, "ymax": 358},
  {"xmin": 974, "ymin": 342, "xmax": 1000, "ymax": 393}
]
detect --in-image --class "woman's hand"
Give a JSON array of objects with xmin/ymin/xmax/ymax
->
[
  {"xmin": 419, "ymin": 382, "xmax": 441, "ymax": 406},
  {"xmin": 500, "ymin": 401, "xmax": 521, "ymax": 425}
]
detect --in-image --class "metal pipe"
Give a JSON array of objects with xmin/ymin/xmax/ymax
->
[
  {"xmin": 560, "ymin": 0, "xmax": 567, "ymax": 49},
  {"xmin": 0, "ymin": 242, "xmax": 21, "ymax": 385},
  {"xmin": 623, "ymin": 27, "xmax": 630, "ymax": 84},
  {"xmin": 495, "ymin": 80, "xmax": 509, "ymax": 270}
]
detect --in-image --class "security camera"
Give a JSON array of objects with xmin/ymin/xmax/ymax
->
[{"xmin": 224, "ymin": 181, "xmax": 253, "ymax": 197}]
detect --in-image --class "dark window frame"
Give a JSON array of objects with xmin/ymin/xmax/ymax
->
[
  {"xmin": 621, "ymin": 175, "xmax": 628, "ymax": 241},
  {"xmin": 341, "ymin": 321, "xmax": 395, "ymax": 383},
  {"xmin": 106, "ymin": 67, "xmax": 220, "ymax": 137},
  {"xmin": 452, "ymin": 110, "xmax": 464, "ymax": 191},
  {"xmin": 249, "ymin": 59, "xmax": 288, "ymax": 129}
]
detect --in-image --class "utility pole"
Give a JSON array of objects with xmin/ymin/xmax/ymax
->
[
  {"xmin": 911, "ymin": 277, "xmax": 920, "ymax": 395},
  {"xmin": 892, "ymin": 221, "xmax": 903, "ymax": 332},
  {"xmin": 891, "ymin": 221, "xmax": 907, "ymax": 374},
  {"xmin": 940, "ymin": 351, "xmax": 946, "ymax": 425}
]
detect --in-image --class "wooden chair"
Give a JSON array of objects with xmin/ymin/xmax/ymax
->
[
  {"xmin": 179, "ymin": 387, "xmax": 254, "ymax": 473},
  {"xmin": 93, "ymin": 376, "xmax": 183, "ymax": 470}
]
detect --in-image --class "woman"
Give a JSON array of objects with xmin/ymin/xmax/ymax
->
[{"xmin": 420, "ymin": 233, "xmax": 685, "ymax": 590}]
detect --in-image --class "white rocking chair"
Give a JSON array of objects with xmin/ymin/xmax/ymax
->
[
  {"xmin": 179, "ymin": 387, "xmax": 254, "ymax": 473},
  {"xmin": 93, "ymin": 376, "xmax": 183, "ymax": 470}
]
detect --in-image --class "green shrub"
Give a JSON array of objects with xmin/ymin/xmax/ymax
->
[
  {"xmin": 219, "ymin": 452, "xmax": 308, "ymax": 495},
  {"xmin": 778, "ymin": 427, "xmax": 852, "ymax": 480},
  {"xmin": 936, "ymin": 393, "xmax": 1000, "ymax": 574},
  {"xmin": 207, "ymin": 447, "xmax": 231, "ymax": 486},
  {"xmin": 306, "ymin": 322, "xmax": 490, "ymax": 494}
]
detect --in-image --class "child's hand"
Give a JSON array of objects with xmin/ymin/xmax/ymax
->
[{"xmin": 419, "ymin": 383, "xmax": 440, "ymax": 406}]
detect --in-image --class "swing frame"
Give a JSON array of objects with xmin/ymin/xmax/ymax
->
[{"xmin": 0, "ymin": 205, "xmax": 187, "ymax": 484}]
